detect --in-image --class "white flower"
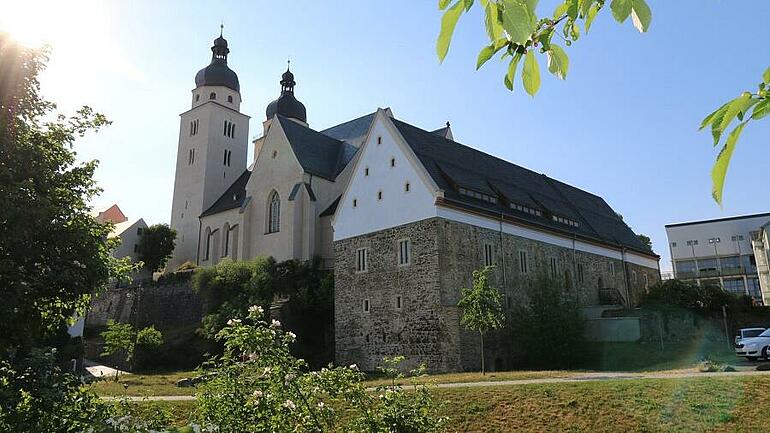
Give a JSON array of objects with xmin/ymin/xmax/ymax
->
[
  {"xmin": 349, "ymin": 363, "xmax": 358, "ymax": 371},
  {"xmin": 283, "ymin": 399, "xmax": 296, "ymax": 410},
  {"xmin": 287, "ymin": 331, "xmax": 296, "ymax": 340},
  {"xmin": 284, "ymin": 373, "xmax": 296, "ymax": 384},
  {"xmin": 271, "ymin": 319, "xmax": 281, "ymax": 328},
  {"xmin": 318, "ymin": 401, "xmax": 325, "ymax": 409},
  {"xmin": 248, "ymin": 305, "xmax": 263, "ymax": 316},
  {"xmin": 252, "ymin": 390, "xmax": 263, "ymax": 398}
]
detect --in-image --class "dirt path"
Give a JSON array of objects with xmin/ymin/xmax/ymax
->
[{"xmin": 101, "ymin": 368, "xmax": 770, "ymax": 402}]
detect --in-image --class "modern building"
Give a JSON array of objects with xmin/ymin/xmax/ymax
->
[
  {"xmin": 665, "ymin": 212, "xmax": 770, "ymax": 304},
  {"xmin": 167, "ymin": 31, "xmax": 661, "ymax": 372}
]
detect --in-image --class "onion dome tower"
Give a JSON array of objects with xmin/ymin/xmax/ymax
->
[
  {"xmin": 265, "ymin": 63, "xmax": 307, "ymax": 123},
  {"xmin": 194, "ymin": 27, "xmax": 240, "ymax": 92}
]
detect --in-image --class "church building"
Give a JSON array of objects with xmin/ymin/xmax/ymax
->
[{"xmin": 169, "ymin": 32, "xmax": 661, "ymax": 372}]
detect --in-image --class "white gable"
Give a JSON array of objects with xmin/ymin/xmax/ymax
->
[{"xmin": 332, "ymin": 112, "xmax": 439, "ymax": 240}]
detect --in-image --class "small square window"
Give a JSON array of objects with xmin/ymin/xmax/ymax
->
[
  {"xmin": 671, "ymin": 242, "xmax": 677, "ymax": 247},
  {"xmin": 137, "ymin": 227, "xmax": 143, "ymax": 236},
  {"xmin": 363, "ymin": 299, "xmax": 370, "ymax": 313}
]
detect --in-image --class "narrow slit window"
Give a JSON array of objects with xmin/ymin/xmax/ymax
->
[
  {"xmin": 398, "ymin": 239, "xmax": 411, "ymax": 266},
  {"xmin": 356, "ymin": 248, "xmax": 368, "ymax": 273},
  {"xmin": 519, "ymin": 251, "xmax": 528, "ymax": 274},
  {"xmin": 483, "ymin": 243, "xmax": 494, "ymax": 267}
]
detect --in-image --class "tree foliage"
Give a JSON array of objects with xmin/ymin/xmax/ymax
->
[
  {"xmin": 100, "ymin": 320, "xmax": 163, "ymax": 372},
  {"xmin": 193, "ymin": 257, "xmax": 334, "ymax": 367},
  {"xmin": 438, "ymin": 0, "xmax": 651, "ymax": 96},
  {"xmin": 437, "ymin": 2, "xmax": 766, "ymax": 204},
  {"xmin": 458, "ymin": 266, "xmax": 505, "ymax": 374},
  {"xmin": 636, "ymin": 233, "xmax": 652, "ymax": 250},
  {"xmin": 0, "ymin": 32, "xmax": 137, "ymax": 360},
  {"xmin": 137, "ymin": 223, "xmax": 176, "ymax": 272},
  {"xmin": 195, "ymin": 306, "xmax": 447, "ymax": 433},
  {"xmin": 506, "ymin": 275, "xmax": 586, "ymax": 369},
  {"xmin": 640, "ymin": 279, "xmax": 745, "ymax": 317}
]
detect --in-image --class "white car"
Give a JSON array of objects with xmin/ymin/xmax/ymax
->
[
  {"xmin": 735, "ymin": 327, "xmax": 765, "ymax": 345},
  {"xmin": 735, "ymin": 328, "xmax": 770, "ymax": 361}
]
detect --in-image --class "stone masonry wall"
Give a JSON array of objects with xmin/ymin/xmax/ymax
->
[
  {"xmin": 335, "ymin": 217, "xmax": 660, "ymax": 373},
  {"xmin": 86, "ymin": 281, "xmax": 204, "ymax": 330}
]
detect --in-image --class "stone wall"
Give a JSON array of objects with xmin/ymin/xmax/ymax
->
[
  {"xmin": 86, "ymin": 280, "xmax": 204, "ymax": 330},
  {"xmin": 335, "ymin": 217, "xmax": 660, "ymax": 373}
]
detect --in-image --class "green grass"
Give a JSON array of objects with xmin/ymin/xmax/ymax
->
[
  {"xmin": 90, "ymin": 370, "xmax": 198, "ymax": 397},
  {"xmin": 124, "ymin": 375, "xmax": 770, "ymax": 432},
  {"xmin": 90, "ymin": 337, "xmax": 739, "ymax": 397}
]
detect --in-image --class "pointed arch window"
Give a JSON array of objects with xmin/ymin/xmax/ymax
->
[{"xmin": 267, "ymin": 191, "xmax": 280, "ymax": 234}]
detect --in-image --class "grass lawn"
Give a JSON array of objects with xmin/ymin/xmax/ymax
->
[
  {"xmin": 90, "ymin": 336, "xmax": 739, "ymax": 397},
  {"xmin": 125, "ymin": 375, "xmax": 770, "ymax": 432},
  {"xmin": 90, "ymin": 370, "xmax": 198, "ymax": 397}
]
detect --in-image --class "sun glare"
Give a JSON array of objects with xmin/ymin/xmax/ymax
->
[{"xmin": 0, "ymin": 0, "xmax": 108, "ymax": 49}]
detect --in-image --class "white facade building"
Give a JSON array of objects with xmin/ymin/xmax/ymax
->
[{"xmin": 665, "ymin": 213, "xmax": 770, "ymax": 303}]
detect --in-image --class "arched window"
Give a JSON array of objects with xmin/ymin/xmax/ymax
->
[
  {"xmin": 222, "ymin": 223, "xmax": 230, "ymax": 257},
  {"xmin": 209, "ymin": 92, "xmax": 216, "ymax": 100},
  {"xmin": 227, "ymin": 95, "xmax": 233, "ymax": 103},
  {"xmin": 267, "ymin": 191, "xmax": 280, "ymax": 233},
  {"xmin": 203, "ymin": 227, "xmax": 212, "ymax": 260}
]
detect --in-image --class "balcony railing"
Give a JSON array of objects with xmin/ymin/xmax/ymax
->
[{"xmin": 675, "ymin": 266, "xmax": 753, "ymax": 279}]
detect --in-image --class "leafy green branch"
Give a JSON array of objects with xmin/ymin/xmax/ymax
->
[
  {"xmin": 700, "ymin": 67, "xmax": 770, "ymax": 205},
  {"xmin": 437, "ymin": 0, "xmax": 651, "ymax": 96}
]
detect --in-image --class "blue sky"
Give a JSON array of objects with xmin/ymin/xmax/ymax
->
[{"xmin": 9, "ymin": 0, "xmax": 769, "ymax": 271}]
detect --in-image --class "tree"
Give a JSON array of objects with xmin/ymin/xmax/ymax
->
[
  {"xmin": 0, "ymin": 32, "xmax": 136, "ymax": 360},
  {"xmin": 100, "ymin": 320, "xmax": 163, "ymax": 372},
  {"xmin": 137, "ymin": 223, "xmax": 176, "ymax": 272},
  {"xmin": 506, "ymin": 275, "xmax": 586, "ymax": 369},
  {"xmin": 457, "ymin": 266, "xmax": 505, "ymax": 375},
  {"xmin": 435, "ymin": 1, "xmax": 766, "ymax": 204},
  {"xmin": 637, "ymin": 234, "xmax": 652, "ymax": 250}
]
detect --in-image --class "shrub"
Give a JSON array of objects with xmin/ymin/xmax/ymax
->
[{"xmin": 505, "ymin": 275, "xmax": 587, "ymax": 369}]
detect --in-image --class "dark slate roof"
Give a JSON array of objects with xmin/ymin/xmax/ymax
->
[
  {"xmin": 431, "ymin": 126, "xmax": 450, "ymax": 137},
  {"xmin": 321, "ymin": 112, "xmax": 376, "ymax": 141},
  {"xmin": 266, "ymin": 93, "xmax": 307, "ymax": 122},
  {"xmin": 288, "ymin": 182, "xmax": 316, "ymax": 201},
  {"xmin": 277, "ymin": 116, "xmax": 358, "ymax": 181},
  {"xmin": 320, "ymin": 195, "xmax": 341, "ymax": 217},
  {"xmin": 200, "ymin": 170, "xmax": 251, "ymax": 217},
  {"xmin": 391, "ymin": 118, "xmax": 655, "ymax": 256}
]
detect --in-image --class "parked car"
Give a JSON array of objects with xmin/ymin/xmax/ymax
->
[
  {"xmin": 735, "ymin": 328, "xmax": 770, "ymax": 361},
  {"xmin": 735, "ymin": 327, "xmax": 766, "ymax": 345}
]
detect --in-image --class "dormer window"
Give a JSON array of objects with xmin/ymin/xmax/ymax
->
[
  {"xmin": 552, "ymin": 215, "xmax": 580, "ymax": 228},
  {"xmin": 209, "ymin": 92, "xmax": 216, "ymax": 100},
  {"xmin": 510, "ymin": 202, "xmax": 542, "ymax": 217},
  {"xmin": 458, "ymin": 187, "xmax": 498, "ymax": 204}
]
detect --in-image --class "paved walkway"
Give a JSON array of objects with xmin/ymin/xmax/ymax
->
[
  {"xmin": 85, "ymin": 359, "xmax": 129, "ymax": 379},
  {"xmin": 101, "ymin": 368, "xmax": 770, "ymax": 402}
]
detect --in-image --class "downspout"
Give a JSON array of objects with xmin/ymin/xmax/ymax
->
[
  {"xmin": 621, "ymin": 247, "xmax": 631, "ymax": 308},
  {"xmin": 196, "ymin": 218, "xmax": 202, "ymax": 266},
  {"xmin": 572, "ymin": 233, "xmax": 579, "ymax": 306},
  {"xmin": 499, "ymin": 213, "xmax": 507, "ymax": 292}
]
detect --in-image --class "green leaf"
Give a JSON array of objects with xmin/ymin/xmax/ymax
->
[
  {"xmin": 439, "ymin": 0, "xmax": 452, "ymax": 10},
  {"xmin": 463, "ymin": 0, "xmax": 475, "ymax": 11},
  {"xmin": 437, "ymin": 1, "xmax": 466, "ymax": 62},
  {"xmin": 700, "ymin": 101, "xmax": 731, "ymax": 131},
  {"xmin": 711, "ymin": 93, "xmax": 752, "ymax": 146},
  {"xmin": 547, "ymin": 44, "xmax": 569, "ymax": 79},
  {"xmin": 610, "ymin": 0, "xmax": 632, "ymax": 23},
  {"xmin": 484, "ymin": 2, "xmax": 504, "ymax": 41},
  {"xmin": 504, "ymin": 51, "xmax": 524, "ymax": 91},
  {"xmin": 477, "ymin": 43, "xmax": 505, "ymax": 70},
  {"xmin": 630, "ymin": 0, "xmax": 652, "ymax": 32},
  {"xmin": 522, "ymin": 0, "xmax": 539, "ymax": 13},
  {"xmin": 711, "ymin": 122, "xmax": 747, "ymax": 205},
  {"xmin": 764, "ymin": 67, "xmax": 770, "ymax": 84},
  {"xmin": 566, "ymin": 0, "xmax": 579, "ymax": 20},
  {"xmin": 553, "ymin": 2, "xmax": 568, "ymax": 18},
  {"xmin": 522, "ymin": 49, "xmax": 541, "ymax": 96},
  {"xmin": 585, "ymin": 3, "xmax": 600, "ymax": 33},
  {"xmin": 751, "ymin": 98, "xmax": 770, "ymax": 120},
  {"xmin": 502, "ymin": 0, "xmax": 536, "ymax": 45},
  {"xmin": 580, "ymin": 0, "xmax": 595, "ymax": 17}
]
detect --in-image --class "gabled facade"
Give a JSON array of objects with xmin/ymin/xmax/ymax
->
[{"xmin": 332, "ymin": 112, "xmax": 660, "ymax": 372}]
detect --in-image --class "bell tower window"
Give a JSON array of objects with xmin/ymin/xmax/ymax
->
[
  {"xmin": 210, "ymin": 92, "xmax": 216, "ymax": 100},
  {"xmin": 227, "ymin": 95, "xmax": 233, "ymax": 103}
]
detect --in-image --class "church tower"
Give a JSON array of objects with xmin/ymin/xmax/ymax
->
[{"xmin": 169, "ymin": 28, "xmax": 250, "ymax": 269}]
